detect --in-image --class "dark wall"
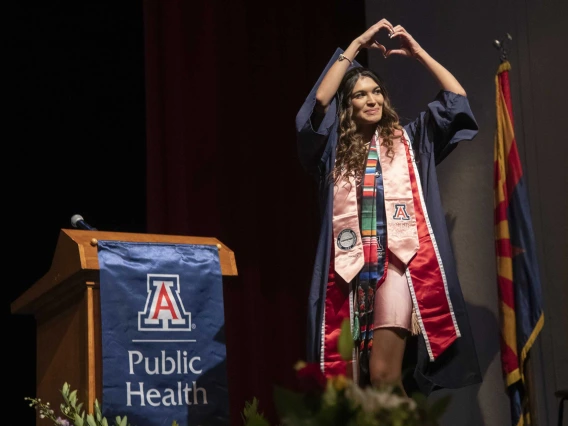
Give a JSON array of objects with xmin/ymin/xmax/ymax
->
[
  {"xmin": 7, "ymin": 3, "xmax": 146, "ymax": 424},
  {"xmin": 364, "ymin": 1, "xmax": 568, "ymax": 426}
]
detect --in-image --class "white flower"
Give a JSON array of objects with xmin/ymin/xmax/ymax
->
[
  {"xmin": 373, "ymin": 390, "xmax": 414, "ymax": 410},
  {"xmin": 344, "ymin": 382, "xmax": 367, "ymax": 407},
  {"xmin": 345, "ymin": 383, "xmax": 417, "ymax": 414}
]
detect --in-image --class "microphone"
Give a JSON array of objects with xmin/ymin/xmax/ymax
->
[{"xmin": 71, "ymin": 214, "xmax": 97, "ymax": 231}]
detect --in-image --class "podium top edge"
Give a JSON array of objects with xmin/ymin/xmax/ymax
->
[
  {"xmin": 62, "ymin": 228, "xmax": 233, "ymax": 250},
  {"xmin": 62, "ymin": 228, "xmax": 238, "ymax": 276}
]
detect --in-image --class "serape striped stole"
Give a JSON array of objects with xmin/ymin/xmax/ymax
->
[{"xmin": 354, "ymin": 131, "xmax": 383, "ymax": 383}]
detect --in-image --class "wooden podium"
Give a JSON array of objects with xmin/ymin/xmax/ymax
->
[{"xmin": 10, "ymin": 228, "xmax": 237, "ymax": 424}]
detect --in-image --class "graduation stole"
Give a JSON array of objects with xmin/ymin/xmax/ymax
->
[
  {"xmin": 353, "ymin": 131, "xmax": 381, "ymax": 383},
  {"xmin": 395, "ymin": 128, "xmax": 460, "ymax": 362},
  {"xmin": 355, "ymin": 128, "xmax": 461, "ymax": 386}
]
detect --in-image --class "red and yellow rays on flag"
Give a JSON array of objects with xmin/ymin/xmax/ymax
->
[
  {"xmin": 494, "ymin": 60, "xmax": 544, "ymax": 426},
  {"xmin": 494, "ymin": 60, "xmax": 521, "ymax": 387}
]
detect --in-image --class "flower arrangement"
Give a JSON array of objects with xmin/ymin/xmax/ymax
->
[
  {"xmin": 241, "ymin": 320, "xmax": 450, "ymax": 426},
  {"xmin": 241, "ymin": 361, "xmax": 449, "ymax": 426},
  {"xmin": 26, "ymin": 383, "xmax": 179, "ymax": 426}
]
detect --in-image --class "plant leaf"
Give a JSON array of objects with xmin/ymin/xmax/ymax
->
[
  {"xmin": 74, "ymin": 413, "xmax": 85, "ymax": 426},
  {"xmin": 241, "ymin": 398, "xmax": 271, "ymax": 426},
  {"xmin": 338, "ymin": 318, "xmax": 354, "ymax": 361},
  {"xmin": 86, "ymin": 414, "xmax": 97, "ymax": 426},
  {"xmin": 69, "ymin": 389, "xmax": 78, "ymax": 407},
  {"xmin": 411, "ymin": 391, "xmax": 427, "ymax": 407},
  {"xmin": 273, "ymin": 386, "xmax": 311, "ymax": 419},
  {"xmin": 242, "ymin": 398, "xmax": 259, "ymax": 419}
]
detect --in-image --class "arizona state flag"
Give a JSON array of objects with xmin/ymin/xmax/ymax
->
[{"xmin": 494, "ymin": 60, "xmax": 544, "ymax": 426}]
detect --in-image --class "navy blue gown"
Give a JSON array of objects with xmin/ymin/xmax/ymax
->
[{"xmin": 296, "ymin": 48, "xmax": 482, "ymax": 395}]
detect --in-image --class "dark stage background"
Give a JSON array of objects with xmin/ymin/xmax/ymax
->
[
  {"xmin": 7, "ymin": 1, "xmax": 366, "ymax": 424},
  {"xmin": 8, "ymin": 1, "xmax": 567, "ymax": 425},
  {"xmin": 7, "ymin": 2, "xmax": 146, "ymax": 425}
]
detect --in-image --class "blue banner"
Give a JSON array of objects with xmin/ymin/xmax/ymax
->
[{"xmin": 98, "ymin": 241, "xmax": 228, "ymax": 426}]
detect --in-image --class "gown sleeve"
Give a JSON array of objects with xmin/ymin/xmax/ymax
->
[
  {"xmin": 295, "ymin": 48, "xmax": 362, "ymax": 175},
  {"xmin": 404, "ymin": 90, "xmax": 479, "ymax": 165}
]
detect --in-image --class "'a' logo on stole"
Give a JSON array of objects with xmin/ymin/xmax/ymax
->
[
  {"xmin": 393, "ymin": 203, "xmax": 411, "ymax": 221},
  {"xmin": 138, "ymin": 274, "xmax": 192, "ymax": 331}
]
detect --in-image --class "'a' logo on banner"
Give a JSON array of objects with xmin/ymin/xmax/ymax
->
[
  {"xmin": 138, "ymin": 274, "xmax": 193, "ymax": 331},
  {"xmin": 393, "ymin": 203, "xmax": 411, "ymax": 221}
]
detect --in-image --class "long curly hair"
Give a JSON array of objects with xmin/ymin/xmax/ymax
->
[{"xmin": 333, "ymin": 67, "xmax": 401, "ymax": 182}]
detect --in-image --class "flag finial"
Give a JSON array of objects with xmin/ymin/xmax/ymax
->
[{"xmin": 493, "ymin": 33, "xmax": 513, "ymax": 63}]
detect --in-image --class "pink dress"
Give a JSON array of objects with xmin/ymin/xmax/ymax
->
[
  {"xmin": 355, "ymin": 178, "xmax": 414, "ymax": 333},
  {"xmin": 373, "ymin": 256, "xmax": 413, "ymax": 332}
]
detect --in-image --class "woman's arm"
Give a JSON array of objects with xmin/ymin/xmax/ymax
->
[
  {"xmin": 387, "ymin": 25, "xmax": 467, "ymax": 96},
  {"xmin": 315, "ymin": 19, "xmax": 396, "ymax": 112}
]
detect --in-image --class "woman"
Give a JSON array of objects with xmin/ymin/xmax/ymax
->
[{"xmin": 296, "ymin": 19, "xmax": 482, "ymax": 395}]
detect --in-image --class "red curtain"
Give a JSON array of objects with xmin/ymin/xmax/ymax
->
[{"xmin": 143, "ymin": 1, "xmax": 365, "ymax": 423}]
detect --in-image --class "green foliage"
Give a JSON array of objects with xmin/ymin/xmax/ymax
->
[
  {"xmin": 241, "ymin": 397, "xmax": 271, "ymax": 426},
  {"xmin": 273, "ymin": 386, "xmax": 313, "ymax": 420},
  {"xmin": 26, "ymin": 383, "xmax": 179, "ymax": 426},
  {"xmin": 242, "ymin": 318, "xmax": 451, "ymax": 426},
  {"xmin": 338, "ymin": 319, "xmax": 355, "ymax": 361},
  {"xmin": 243, "ymin": 379, "xmax": 450, "ymax": 426}
]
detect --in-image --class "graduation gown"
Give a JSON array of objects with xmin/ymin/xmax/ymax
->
[{"xmin": 295, "ymin": 48, "xmax": 482, "ymax": 395}]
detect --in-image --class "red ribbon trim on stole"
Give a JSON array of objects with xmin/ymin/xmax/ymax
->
[
  {"xmin": 322, "ymin": 247, "xmax": 352, "ymax": 376},
  {"xmin": 403, "ymin": 132, "xmax": 459, "ymax": 361}
]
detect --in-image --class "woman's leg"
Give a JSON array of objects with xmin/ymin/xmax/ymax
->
[
  {"xmin": 370, "ymin": 255, "xmax": 413, "ymax": 393},
  {"xmin": 369, "ymin": 327, "xmax": 408, "ymax": 394}
]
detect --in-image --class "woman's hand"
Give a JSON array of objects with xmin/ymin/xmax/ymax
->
[
  {"xmin": 356, "ymin": 19, "xmax": 396, "ymax": 56},
  {"xmin": 385, "ymin": 25, "xmax": 424, "ymax": 58},
  {"xmin": 385, "ymin": 25, "xmax": 466, "ymax": 95}
]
